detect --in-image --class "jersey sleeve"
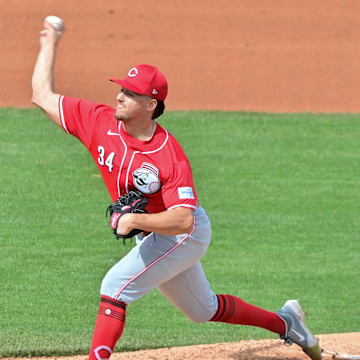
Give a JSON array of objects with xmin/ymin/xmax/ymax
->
[
  {"xmin": 161, "ymin": 158, "xmax": 198, "ymax": 211},
  {"xmin": 58, "ymin": 95, "xmax": 112, "ymax": 149}
]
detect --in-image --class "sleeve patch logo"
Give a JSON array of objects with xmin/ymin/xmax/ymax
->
[
  {"xmin": 133, "ymin": 162, "xmax": 161, "ymax": 194},
  {"xmin": 178, "ymin": 187, "xmax": 194, "ymax": 199}
]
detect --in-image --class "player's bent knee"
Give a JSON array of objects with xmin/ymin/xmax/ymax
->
[
  {"xmin": 99, "ymin": 272, "xmax": 119, "ymax": 298},
  {"xmin": 99, "ymin": 271, "xmax": 139, "ymax": 304},
  {"xmin": 183, "ymin": 306, "xmax": 217, "ymax": 323},
  {"xmin": 181, "ymin": 294, "xmax": 218, "ymax": 323},
  {"xmin": 186, "ymin": 312, "xmax": 213, "ymax": 323}
]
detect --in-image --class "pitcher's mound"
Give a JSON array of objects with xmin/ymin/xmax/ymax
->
[
  {"xmin": 111, "ymin": 333, "xmax": 359, "ymax": 360},
  {"xmin": 3, "ymin": 333, "xmax": 359, "ymax": 360}
]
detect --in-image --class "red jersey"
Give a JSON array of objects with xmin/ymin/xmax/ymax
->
[{"xmin": 58, "ymin": 96, "xmax": 198, "ymax": 213}]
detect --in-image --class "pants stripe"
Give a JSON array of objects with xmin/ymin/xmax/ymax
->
[{"xmin": 114, "ymin": 226, "xmax": 195, "ymax": 301}]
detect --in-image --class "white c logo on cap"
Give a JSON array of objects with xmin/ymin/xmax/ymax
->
[{"xmin": 128, "ymin": 67, "xmax": 138, "ymax": 77}]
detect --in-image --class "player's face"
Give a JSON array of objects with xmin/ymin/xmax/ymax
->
[{"xmin": 115, "ymin": 88, "xmax": 155, "ymax": 122}]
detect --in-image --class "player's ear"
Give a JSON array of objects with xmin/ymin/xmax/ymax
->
[{"xmin": 147, "ymin": 98, "xmax": 157, "ymax": 112}]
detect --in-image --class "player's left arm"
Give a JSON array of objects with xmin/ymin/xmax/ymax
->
[{"xmin": 117, "ymin": 207, "xmax": 195, "ymax": 236}]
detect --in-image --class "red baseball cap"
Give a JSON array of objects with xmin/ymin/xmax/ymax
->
[{"xmin": 110, "ymin": 64, "xmax": 168, "ymax": 101}]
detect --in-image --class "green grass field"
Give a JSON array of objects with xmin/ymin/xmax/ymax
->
[{"xmin": 0, "ymin": 108, "xmax": 359, "ymax": 357}]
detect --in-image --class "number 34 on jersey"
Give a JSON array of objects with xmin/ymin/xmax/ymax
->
[{"xmin": 98, "ymin": 145, "xmax": 116, "ymax": 173}]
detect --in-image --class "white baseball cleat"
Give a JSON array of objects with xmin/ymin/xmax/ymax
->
[{"xmin": 277, "ymin": 300, "xmax": 322, "ymax": 360}]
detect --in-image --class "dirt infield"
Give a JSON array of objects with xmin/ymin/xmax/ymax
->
[
  {"xmin": 110, "ymin": 333, "xmax": 360, "ymax": 359},
  {"xmin": 2, "ymin": 0, "xmax": 360, "ymax": 112},
  {"xmin": 3, "ymin": 333, "xmax": 360, "ymax": 360}
]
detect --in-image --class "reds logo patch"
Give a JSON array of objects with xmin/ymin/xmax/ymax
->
[{"xmin": 132, "ymin": 162, "xmax": 161, "ymax": 194}]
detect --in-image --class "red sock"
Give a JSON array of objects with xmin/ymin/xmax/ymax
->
[
  {"xmin": 88, "ymin": 296, "xmax": 127, "ymax": 360},
  {"xmin": 210, "ymin": 294, "xmax": 285, "ymax": 335}
]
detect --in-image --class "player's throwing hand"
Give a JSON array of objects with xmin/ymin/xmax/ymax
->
[{"xmin": 40, "ymin": 16, "xmax": 64, "ymax": 47}]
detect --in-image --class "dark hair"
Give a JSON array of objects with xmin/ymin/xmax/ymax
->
[{"xmin": 152, "ymin": 100, "xmax": 165, "ymax": 120}]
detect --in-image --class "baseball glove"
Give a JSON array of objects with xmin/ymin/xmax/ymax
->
[{"xmin": 106, "ymin": 190, "xmax": 148, "ymax": 242}]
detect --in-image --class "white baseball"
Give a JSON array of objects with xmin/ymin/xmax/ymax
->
[{"xmin": 44, "ymin": 15, "xmax": 65, "ymax": 31}]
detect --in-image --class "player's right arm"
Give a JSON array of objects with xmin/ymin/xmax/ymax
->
[{"xmin": 31, "ymin": 21, "xmax": 64, "ymax": 127}]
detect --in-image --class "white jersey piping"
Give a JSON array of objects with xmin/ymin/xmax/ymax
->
[
  {"xmin": 125, "ymin": 150, "xmax": 139, "ymax": 193},
  {"xmin": 167, "ymin": 204, "xmax": 197, "ymax": 211},
  {"xmin": 117, "ymin": 121, "xmax": 128, "ymax": 197},
  {"xmin": 59, "ymin": 96, "xmax": 69, "ymax": 134}
]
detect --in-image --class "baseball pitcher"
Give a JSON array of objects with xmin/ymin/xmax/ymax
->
[{"xmin": 31, "ymin": 18, "xmax": 322, "ymax": 360}]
